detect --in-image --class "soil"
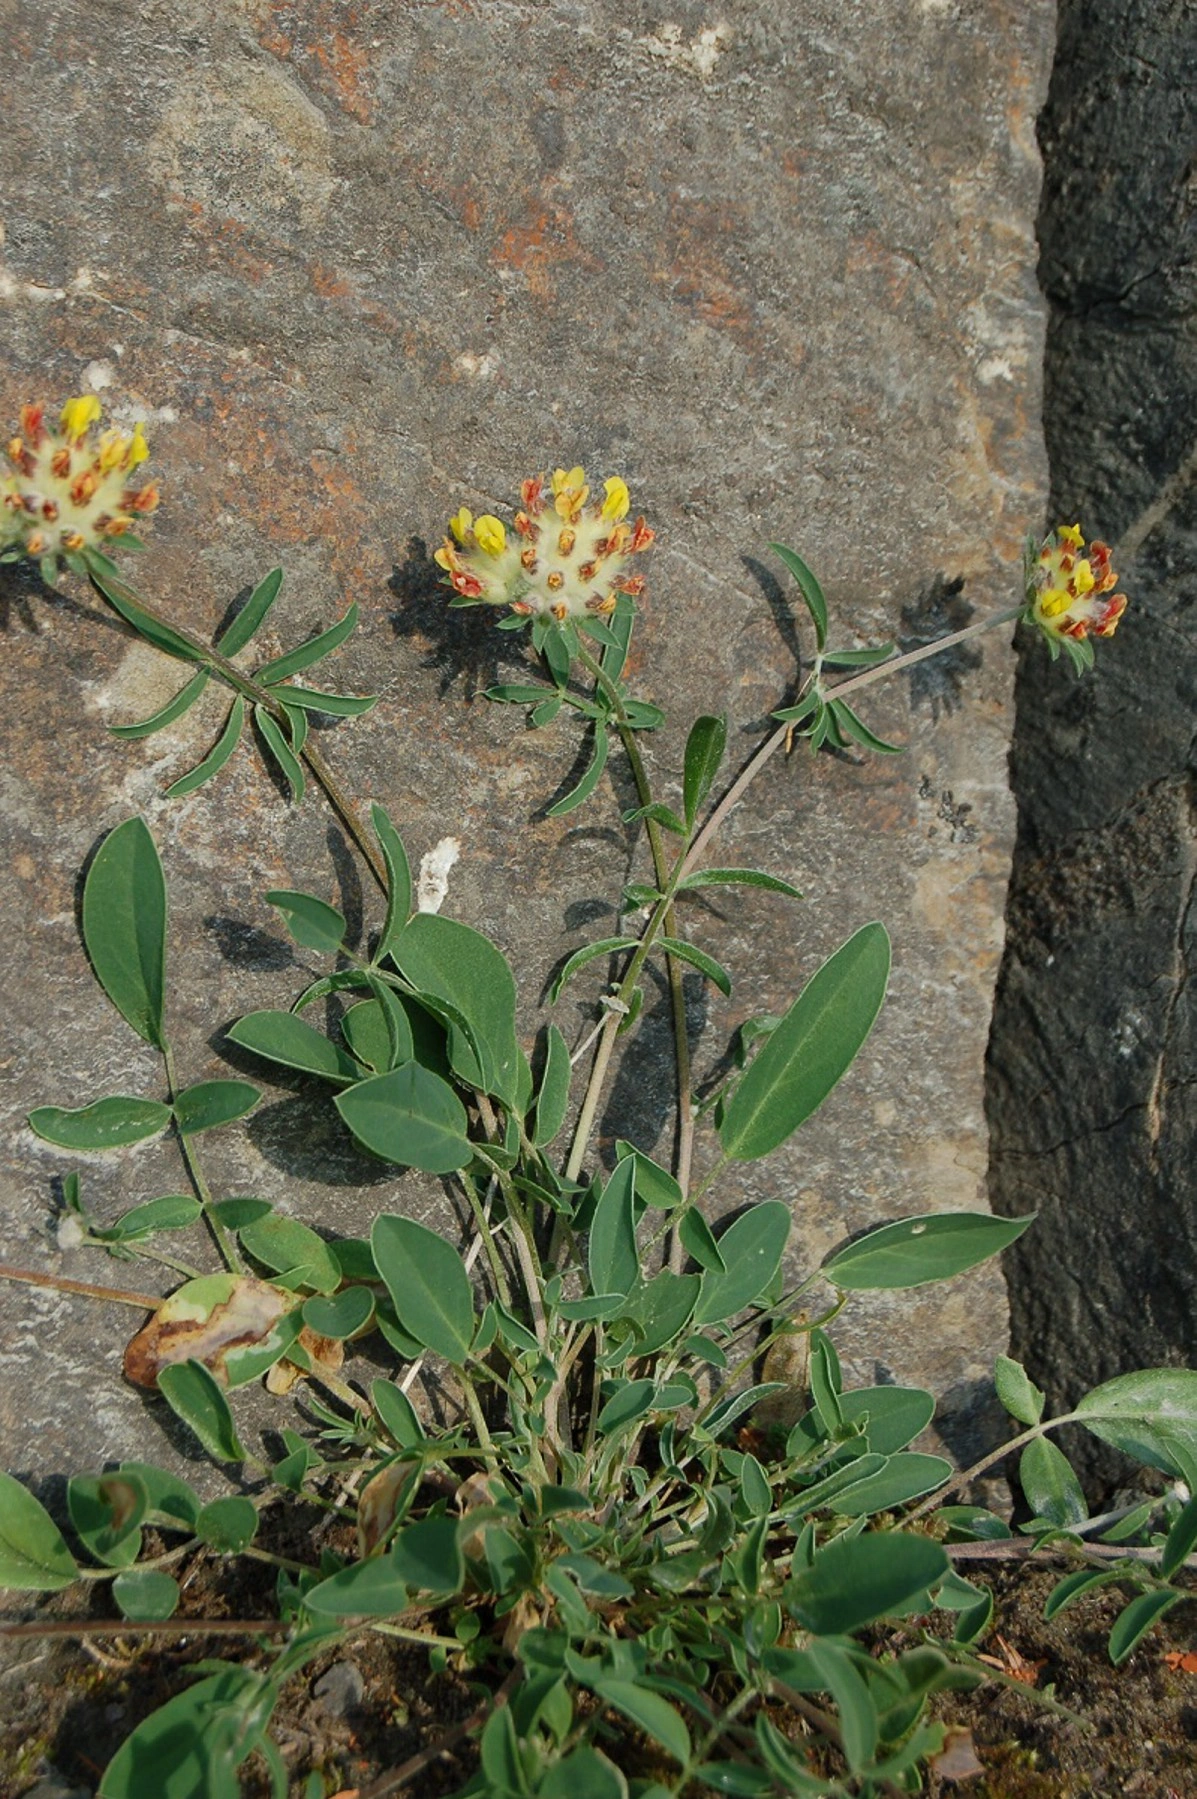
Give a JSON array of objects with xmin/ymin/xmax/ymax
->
[{"xmin": 3, "ymin": 1543, "xmax": 1194, "ymax": 1798}]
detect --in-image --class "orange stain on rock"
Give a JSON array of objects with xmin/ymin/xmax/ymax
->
[
  {"xmin": 492, "ymin": 202, "xmax": 600, "ymax": 303},
  {"xmin": 255, "ymin": 1, "xmax": 377, "ymax": 124}
]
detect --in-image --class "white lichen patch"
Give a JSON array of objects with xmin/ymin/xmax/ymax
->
[{"xmin": 640, "ymin": 20, "xmax": 731, "ymax": 79}]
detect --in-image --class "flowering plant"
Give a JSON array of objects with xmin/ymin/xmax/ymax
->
[{"xmin": 2, "ymin": 404, "xmax": 1193, "ymax": 1799}]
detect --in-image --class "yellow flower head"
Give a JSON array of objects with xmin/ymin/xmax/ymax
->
[
  {"xmin": 2, "ymin": 397, "xmax": 159, "ymax": 578},
  {"xmin": 435, "ymin": 466, "xmax": 653, "ymax": 625},
  {"xmin": 1025, "ymin": 524, "xmax": 1126, "ymax": 662}
]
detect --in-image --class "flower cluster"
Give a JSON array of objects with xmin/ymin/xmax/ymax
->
[
  {"xmin": 435, "ymin": 466, "xmax": 653, "ymax": 625},
  {"xmin": 2, "ymin": 396, "xmax": 159, "ymax": 576},
  {"xmin": 1026, "ymin": 524, "xmax": 1126, "ymax": 648}
]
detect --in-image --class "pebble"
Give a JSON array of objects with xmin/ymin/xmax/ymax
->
[{"xmin": 312, "ymin": 1659, "xmax": 365, "ymax": 1716}]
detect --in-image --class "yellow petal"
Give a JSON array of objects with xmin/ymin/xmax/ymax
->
[
  {"xmin": 449, "ymin": 507, "xmax": 473, "ymax": 544},
  {"xmin": 125, "ymin": 422, "xmax": 149, "ymax": 468},
  {"xmin": 1071, "ymin": 559, "xmax": 1095, "ymax": 596},
  {"xmin": 1059, "ymin": 523, "xmax": 1084, "ymax": 551},
  {"xmin": 473, "ymin": 514, "xmax": 507, "ymax": 556},
  {"xmin": 601, "ymin": 476, "xmax": 630, "ymax": 523},
  {"xmin": 59, "ymin": 395, "xmax": 103, "ymax": 439}
]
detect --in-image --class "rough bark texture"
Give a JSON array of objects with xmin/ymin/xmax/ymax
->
[
  {"xmin": 0, "ymin": 1, "xmax": 1053, "ymax": 1495},
  {"xmin": 988, "ymin": 0, "xmax": 1197, "ymax": 1488}
]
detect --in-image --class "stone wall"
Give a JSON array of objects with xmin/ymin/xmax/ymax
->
[
  {"xmin": 989, "ymin": 0, "xmax": 1197, "ymax": 1488},
  {"xmin": 0, "ymin": 1, "xmax": 1053, "ymax": 1490}
]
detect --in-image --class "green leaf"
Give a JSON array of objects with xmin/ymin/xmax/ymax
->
[
  {"xmin": 1108, "ymin": 1589, "xmax": 1183, "ymax": 1666},
  {"xmin": 196, "ymin": 1496, "xmax": 259, "ymax": 1552},
  {"xmin": 112, "ymin": 1568, "xmax": 179, "ymax": 1621},
  {"xmin": 615, "ymin": 1142, "xmax": 683, "ymax": 1210},
  {"xmin": 388, "ymin": 913, "xmax": 523, "ymax": 1106},
  {"xmin": 68, "ymin": 1472, "xmax": 147, "ymax": 1568},
  {"xmin": 597, "ymin": 1379, "xmax": 657, "ymax": 1435},
  {"xmin": 165, "ymin": 694, "xmax": 245, "ymax": 797},
  {"xmin": 655, "ymin": 935, "xmax": 731, "ymax": 997},
  {"xmin": 89, "ymin": 568, "xmax": 202, "ymax": 665},
  {"xmin": 1162, "ymin": 1494, "xmax": 1197, "ymax": 1579},
  {"xmin": 588, "ymin": 1159, "xmax": 640, "ymax": 1299},
  {"xmin": 618, "ymin": 1271, "xmax": 700, "ymax": 1357},
  {"xmin": 302, "ymin": 1285, "xmax": 375, "ymax": 1340},
  {"xmin": 279, "ymin": 700, "xmax": 308, "ymax": 754},
  {"xmin": 1074, "ymin": 1368, "xmax": 1197, "ymax": 1489},
  {"xmin": 720, "ymin": 923, "xmax": 890, "ymax": 1161},
  {"xmin": 828, "ymin": 1452, "xmax": 953, "ymax": 1515},
  {"xmin": 157, "ymin": 1360, "xmax": 246, "ymax": 1462},
  {"xmin": 677, "ymin": 867, "xmax": 802, "ymax": 900},
  {"xmin": 82, "ymin": 816, "xmax": 167, "ymax": 1048},
  {"xmin": 531, "ymin": 694, "xmax": 564, "ymax": 727},
  {"xmin": 28, "ymin": 1096, "xmax": 172, "ymax": 1150},
  {"xmin": 371, "ymin": 1214, "xmax": 474, "ymax": 1364},
  {"xmin": 827, "ymin": 699, "xmax": 903, "ymax": 756},
  {"xmin": 336, "ymin": 1063, "xmax": 472, "ymax": 1174},
  {"xmin": 226, "ymin": 1010, "xmax": 363, "ymax": 1084},
  {"xmin": 215, "ymin": 566, "xmax": 284, "ymax": 656},
  {"xmin": 109, "ymin": 668, "xmax": 211, "ymax": 739},
  {"xmin": 1043, "ymin": 1565, "xmax": 1127, "ymax": 1620},
  {"xmin": 390, "ymin": 1516, "xmax": 464, "ymax": 1595},
  {"xmin": 98, "ymin": 1666, "xmax": 274, "ymax": 1799},
  {"xmin": 769, "ymin": 543, "xmax": 828, "ymax": 651},
  {"xmin": 110, "ymin": 1195, "xmax": 203, "ymax": 1238},
  {"xmin": 1019, "ymin": 1438, "xmax": 1088, "ymax": 1529},
  {"xmin": 256, "ymin": 601, "xmax": 359, "ymax": 682},
  {"xmin": 0, "ymin": 1472, "xmax": 79, "ymax": 1590},
  {"xmin": 272, "ymin": 685, "xmax": 377, "ymax": 717},
  {"xmin": 803, "ymin": 1641, "xmax": 877, "ymax": 1773},
  {"xmin": 255, "ymin": 705, "xmax": 306, "ymax": 802},
  {"xmin": 118, "ymin": 1462, "xmax": 201, "ymax": 1528},
  {"xmin": 371, "ymin": 804, "xmax": 412, "ymax": 959},
  {"xmin": 371, "ymin": 1380, "xmax": 425, "ymax": 1449},
  {"xmin": 533, "ymin": 1024, "xmax": 572, "ymax": 1147},
  {"xmin": 266, "ymin": 889, "xmax": 346, "ymax": 955},
  {"xmin": 305, "ymin": 1556, "xmax": 411, "ymax": 1618},
  {"xmin": 547, "ymin": 718, "xmax": 609, "ymax": 817},
  {"xmin": 539, "ymin": 1746, "xmax": 627, "ymax": 1799},
  {"xmin": 480, "ymin": 1706, "xmax": 529, "ymax": 1795},
  {"xmin": 821, "ymin": 1210, "xmax": 1034, "ymax": 1290},
  {"xmin": 678, "ymin": 1207, "xmax": 725, "ymax": 1273},
  {"xmin": 994, "ymin": 1354, "xmax": 1046, "ymax": 1427},
  {"xmin": 238, "ymin": 1215, "xmax": 341, "ymax": 1295},
  {"xmin": 682, "ymin": 714, "xmax": 727, "ymax": 827},
  {"xmin": 486, "ymin": 682, "xmax": 556, "ymax": 705},
  {"xmin": 622, "ymin": 801, "xmax": 688, "ymax": 836},
  {"xmin": 590, "ymin": 1678, "xmax": 690, "ymax": 1767},
  {"xmin": 693, "ymin": 1201, "xmax": 790, "ymax": 1325},
  {"xmin": 835, "ymin": 1386, "xmax": 935, "ymax": 1456},
  {"xmin": 621, "ymin": 699, "xmax": 665, "ymax": 731},
  {"xmin": 340, "ymin": 997, "xmax": 413, "ymax": 1073},
  {"xmin": 549, "ymin": 937, "xmax": 638, "ymax": 1003},
  {"xmin": 786, "ymin": 1532, "xmax": 948, "ymax": 1635},
  {"xmin": 819, "ymin": 643, "xmax": 896, "ymax": 668},
  {"xmin": 173, "ymin": 1080, "xmax": 260, "ymax": 1136}
]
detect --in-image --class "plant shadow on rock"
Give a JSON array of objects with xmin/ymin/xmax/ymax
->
[
  {"xmin": 600, "ymin": 968, "xmax": 709, "ymax": 1163},
  {"xmin": 387, "ymin": 536, "xmax": 543, "ymax": 699},
  {"xmin": 899, "ymin": 574, "xmax": 983, "ymax": 720}
]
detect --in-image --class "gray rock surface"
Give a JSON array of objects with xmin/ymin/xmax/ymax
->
[
  {"xmin": 988, "ymin": 0, "xmax": 1197, "ymax": 1488},
  {"xmin": 0, "ymin": 0, "xmax": 1053, "ymax": 1502}
]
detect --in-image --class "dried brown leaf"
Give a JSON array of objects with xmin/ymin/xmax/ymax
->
[{"xmin": 123, "ymin": 1273, "xmax": 297, "ymax": 1388}]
